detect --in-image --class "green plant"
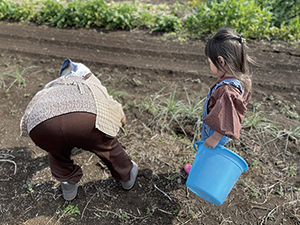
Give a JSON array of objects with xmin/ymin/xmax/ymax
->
[
  {"xmin": 189, "ymin": 206, "xmax": 195, "ymax": 219},
  {"xmin": 133, "ymin": 79, "xmax": 143, "ymax": 86},
  {"xmin": 56, "ymin": 204, "xmax": 81, "ymax": 221},
  {"xmin": 105, "ymin": 2, "xmax": 137, "ymax": 30},
  {"xmin": 46, "ymin": 67, "xmax": 55, "ymax": 74},
  {"xmin": 23, "ymin": 182, "xmax": 36, "ymax": 194},
  {"xmin": 167, "ymin": 172, "xmax": 180, "ymax": 180},
  {"xmin": 105, "ymin": 84, "xmax": 128, "ymax": 99},
  {"xmin": 146, "ymin": 88, "xmax": 181, "ymax": 128},
  {"xmin": 57, "ymin": 205, "xmax": 81, "ymax": 215},
  {"xmin": 280, "ymin": 104, "xmax": 299, "ymax": 119},
  {"xmin": 1, "ymin": 0, "xmax": 300, "ymax": 41},
  {"xmin": 146, "ymin": 207, "xmax": 152, "ymax": 217},
  {"xmin": 268, "ymin": 214, "xmax": 275, "ymax": 221},
  {"xmin": 0, "ymin": 70, "xmax": 10, "ymax": 88},
  {"xmin": 289, "ymin": 166, "xmax": 297, "ymax": 176},
  {"xmin": 242, "ymin": 108, "xmax": 279, "ymax": 135},
  {"xmin": 139, "ymin": 92, "xmax": 161, "ymax": 114},
  {"xmin": 267, "ymin": 95, "xmax": 274, "ymax": 101},
  {"xmin": 255, "ymin": 0, "xmax": 300, "ymax": 28},
  {"xmin": 185, "ymin": 0, "xmax": 272, "ymax": 38},
  {"xmin": 242, "ymin": 178, "xmax": 261, "ymax": 198},
  {"xmin": 152, "ymin": 13, "xmax": 182, "ymax": 32},
  {"xmin": 264, "ymin": 122, "xmax": 300, "ymax": 152},
  {"xmin": 140, "ymin": 88, "xmax": 205, "ymax": 139},
  {"xmin": 0, "ymin": 0, "xmax": 18, "ymax": 20},
  {"xmin": 175, "ymin": 89, "xmax": 204, "ymax": 141},
  {"xmin": 276, "ymin": 186, "xmax": 284, "ymax": 196},
  {"xmin": 252, "ymin": 159, "xmax": 266, "ymax": 170},
  {"xmin": 119, "ymin": 212, "xmax": 130, "ymax": 220},
  {"xmin": 35, "ymin": 0, "xmax": 64, "ymax": 25},
  {"xmin": 12, "ymin": 0, "xmax": 39, "ymax": 21},
  {"xmin": 5, "ymin": 63, "xmax": 37, "ymax": 92}
]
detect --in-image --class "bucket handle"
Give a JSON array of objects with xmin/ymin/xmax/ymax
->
[{"xmin": 193, "ymin": 141, "xmax": 204, "ymax": 152}]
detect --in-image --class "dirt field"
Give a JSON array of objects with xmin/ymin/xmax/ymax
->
[{"xmin": 0, "ymin": 17, "xmax": 300, "ymax": 225}]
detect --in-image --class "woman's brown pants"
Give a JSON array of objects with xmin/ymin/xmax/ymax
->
[{"xmin": 30, "ymin": 112, "xmax": 132, "ymax": 184}]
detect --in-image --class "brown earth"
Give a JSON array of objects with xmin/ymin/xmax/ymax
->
[{"xmin": 0, "ymin": 17, "xmax": 300, "ymax": 225}]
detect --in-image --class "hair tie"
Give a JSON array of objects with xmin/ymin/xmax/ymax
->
[{"xmin": 239, "ymin": 35, "xmax": 246, "ymax": 44}]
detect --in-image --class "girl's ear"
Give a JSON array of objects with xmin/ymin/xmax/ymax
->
[{"xmin": 217, "ymin": 56, "xmax": 226, "ymax": 67}]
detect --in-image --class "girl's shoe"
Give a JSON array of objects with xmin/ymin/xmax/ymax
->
[
  {"xmin": 184, "ymin": 164, "xmax": 192, "ymax": 175},
  {"xmin": 121, "ymin": 161, "xmax": 138, "ymax": 190},
  {"xmin": 61, "ymin": 182, "xmax": 78, "ymax": 200}
]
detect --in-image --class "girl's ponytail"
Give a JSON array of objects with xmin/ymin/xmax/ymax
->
[{"xmin": 205, "ymin": 28, "xmax": 254, "ymax": 96}]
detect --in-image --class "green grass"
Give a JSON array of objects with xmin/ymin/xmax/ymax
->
[
  {"xmin": 5, "ymin": 64, "xmax": 37, "ymax": 92},
  {"xmin": 139, "ymin": 88, "xmax": 204, "ymax": 140},
  {"xmin": 143, "ymin": 87, "xmax": 183, "ymax": 129},
  {"xmin": 264, "ymin": 122, "xmax": 300, "ymax": 152},
  {"xmin": 137, "ymin": 87, "xmax": 300, "ymax": 153},
  {"xmin": 0, "ymin": 70, "xmax": 10, "ymax": 88}
]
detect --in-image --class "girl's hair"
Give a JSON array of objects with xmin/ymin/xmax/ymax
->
[{"xmin": 205, "ymin": 27, "xmax": 253, "ymax": 94}]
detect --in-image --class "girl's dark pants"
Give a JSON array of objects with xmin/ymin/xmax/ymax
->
[{"xmin": 29, "ymin": 112, "xmax": 132, "ymax": 184}]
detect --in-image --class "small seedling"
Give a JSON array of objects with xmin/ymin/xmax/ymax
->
[
  {"xmin": 146, "ymin": 208, "xmax": 152, "ymax": 217},
  {"xmin": 276, "ymin": 186, "xmax": 284, "ymax": 196},
  {"xmin": 119, "ymin": 212, "xmax": 130, "ymax": 220},
  {"xmin": 46, "ymin": 68, "xmax": 55, "ymax": 74},
  {"xmin": 23, "ymin": 183, "xmax": 36, "ymax": 194},
  {"xmin": 242, "ymin": 178, "xmax": 261, "ymax": 198},
  {"xmin": 56, "ymin": 204, "xmax": 81, "ymax": 221},
  {"xmin": 167, "ymin": 172, "xmax": 180, "ymax": 180},
  {"xmin": 268, "ymin": 214, "xmax": 275, "ymax": 221},
  {"xmin": 11, "ymin": 109, "xmax": 17, "ymax": 114},
  {"xmin": 189, "ymin": 206, "xmax": 195, "ymax": 219},
  {"xmin": 289, "ymin": 167, "xmax": 297, "ymax": 176},
  {"xmin": 6, "ymin": 63, "xmax": 37, "ymax": 92},
  {"xmin": 134, "ymin": 79, "xmax": 143, "ymax": 86}
]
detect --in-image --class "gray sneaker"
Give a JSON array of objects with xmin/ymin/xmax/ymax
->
[
  {"xmin": 121, "ymin": 161, "xmax": 138, "ymax": 190},
  {"xmin": 61, "ymin": 182, "xmax": 78, "ymax": 200}
]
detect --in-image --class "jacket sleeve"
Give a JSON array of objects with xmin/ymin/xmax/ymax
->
[{"xmin": 203, "ymin": 86, "xmax": 248, "ymax": 139}]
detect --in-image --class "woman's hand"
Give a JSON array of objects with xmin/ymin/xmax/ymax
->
[
  {"xmin": 204, "ymin": 131, "xmax": 223, "ymax": 149},
  {"xmin": 121, "ymin": 115, "xmax": 126, "ymax": 124}
]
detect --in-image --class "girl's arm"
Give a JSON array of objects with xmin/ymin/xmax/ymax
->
[{"xmin": 204, "ymin": 131, "xmax": 223, "ymax": 149}]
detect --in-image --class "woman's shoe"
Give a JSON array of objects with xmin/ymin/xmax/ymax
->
[
  {"xmin": 61, "ymin": 182, "xmax": 78, "ymax": 200},
  {"xmin": 121, "ymin": 161, "xmax": 138, "ymax": 190}
]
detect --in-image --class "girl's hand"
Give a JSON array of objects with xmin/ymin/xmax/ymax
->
[
  {"xmin": 204, "ymin": 136, "xmax": 219, "ymax": 149},
  {"xmin": 204, "ymin": 131, "xmax": 223, "ymax": 149}
]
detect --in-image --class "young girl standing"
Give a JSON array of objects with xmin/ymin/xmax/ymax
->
[{"xmin": 185, "ymin": 28, "xmax": 252, "ymax": 174}]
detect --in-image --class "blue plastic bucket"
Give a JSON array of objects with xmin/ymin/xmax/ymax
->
[{"xmin": 186, "ymin": 141, "xmax": 248, "ymax": 205}]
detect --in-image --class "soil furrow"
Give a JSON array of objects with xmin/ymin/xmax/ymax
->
[
  {"xmin": 0, "ymin": 22, "xmax": 299, "ymax": 90},
  {"xmin": 0, "ymin": 32, "xmax": 204, "ymax": 62}
]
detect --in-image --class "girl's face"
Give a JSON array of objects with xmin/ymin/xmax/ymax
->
[{"xmin": 208, "ymin": 57, "xmax": 227, "ymax": 78}]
